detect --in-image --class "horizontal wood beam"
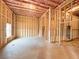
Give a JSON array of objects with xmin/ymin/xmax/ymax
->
[
  {"xmin": 16, "ymin": 14, "xmax": 40, "ymax": 18},
  {"xmin": 5, "ymin": 1, "xmax": 45, "ymax": 14},
  {"xmin": 30, "ymin": 0, "xmax": 55, "ymax": 7},
  {"xmin": 8, "ymin": 4, "xmax": 44, "ymax": 14},
  {"xmin": 49, "ymin": 0, "xmax": 60, "ymax": 5},
  {"xmin": 16, "ymin": 0, "xmax": 49, "ymax": 9},
  {"xmin": 14, "ymin": 9, "xmax": 42, "ymax": 18},
  {"xmin": 10, "ymin": 6, "xmax": 42, "ymax": 17}
]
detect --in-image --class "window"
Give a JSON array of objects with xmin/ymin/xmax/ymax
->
[{"xmin": 6, "ymin": 23, "xmax": 12, "ymax": 38}]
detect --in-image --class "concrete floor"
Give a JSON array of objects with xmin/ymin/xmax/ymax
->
[{"xmin": 0, "ymin": 37, "xmax": 79, "ymax": 59}]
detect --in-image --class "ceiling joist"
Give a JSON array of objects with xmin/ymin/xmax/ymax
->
[
  {"xmin": 49, "ymin": 0, "xmax": 60, "ymax": 4},
  {"xmin": 8, "ymin": 4, "xmax": 44, "ymax": 14},
  {"xmin": 28, "ymin": 0, "xmax": 56, "ymax": 7},
  {"xmin": 16, "ymin": 0, "xmax": 50, "ymax": 9},
  {"xmin": 3, "ymin": 0, "xmax": 64, "ymax": 17},
  {"xmin": 5, "ymin": 1, "xmax": 45, "ymax": 13}
]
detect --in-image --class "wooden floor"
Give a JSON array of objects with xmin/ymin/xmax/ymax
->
[{"xmin": 0, "ymin": 37, "xmax": 79, "ymax": 59}]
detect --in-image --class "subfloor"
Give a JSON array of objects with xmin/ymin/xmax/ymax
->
[{"xmin": 0, "ymin": 37, "xmax": 79, "ymax": 59}]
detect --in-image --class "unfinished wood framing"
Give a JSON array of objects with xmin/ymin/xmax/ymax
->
[
  {"xmin": 48, "ymin": 7, "xmax": 52, "ymax": 43},
  {"xmin": 52, "ymin": 0, "xmax": 79, "ymax": 43},
  {"xmin": 0, "ymin": 0, "xmax": 16, "ymax": 48},
  {"xmin": 16, "ymin": 15, "xmax": 39, "ymax": 38}
]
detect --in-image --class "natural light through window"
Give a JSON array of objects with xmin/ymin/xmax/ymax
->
[{"xmin": 6, "ymin": 23, "xmax": 12, "ymax": 38}]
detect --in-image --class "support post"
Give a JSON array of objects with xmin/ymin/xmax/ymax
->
[
  {"xmin": 58, "ymin": 9, "xmax": 61, "ymax": 45},
  {"xmin": 48, "ymin": 7, "xmax": 52, "ymax": 43}
]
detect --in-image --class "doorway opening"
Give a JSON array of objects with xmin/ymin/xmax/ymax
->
[{"xmin": 66, "ymin": 25, "xmax": 71, "ymax": 40}]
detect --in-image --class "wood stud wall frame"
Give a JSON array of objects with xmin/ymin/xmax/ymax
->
[
  {"xmin": 56, "ymin": 0, "xmax": 79, "ymax": 42},
  {"xmin": 0, "ymin": 0, "xmax": 16, "ymax": 48}
]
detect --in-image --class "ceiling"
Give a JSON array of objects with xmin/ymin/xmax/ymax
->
[
  {"xmin": 72, "ymin": 10, "xmax": 79, "ymax": 16},
  {"xmin": 4, "ymin": 0, "xmax": 65, "ymax": 18}
]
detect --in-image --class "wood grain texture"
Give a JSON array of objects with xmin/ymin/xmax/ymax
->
[
  {"xmin": 0, "ymin": 37, "xmax": 79, "ymax": 59},
  {"xmin": 16, "ymin": 15, "xmax": 39, "ymax": 38},
  {"xmin": 0, "ymin": 0, "xmax": 16, "ymax": 48},
  {"xmin": 39, "ymin": 10, "xmax": 49, "ymax": 40},
  {"xmin": 3, "ymin": 0, "xmax": 64, "ymax": 17}
]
